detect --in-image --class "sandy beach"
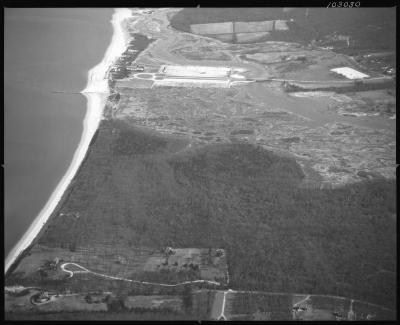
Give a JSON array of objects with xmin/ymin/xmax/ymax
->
[{"xmin": 5, "ymin": 8, "xmax": 133, "ymax": 273}]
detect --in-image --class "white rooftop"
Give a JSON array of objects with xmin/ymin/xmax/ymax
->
[
  {"xmin": 154, "ymin": 77, "xmax": 230, "ymax": 88},
  {"xmin": 160, "ymin": 65, "xmax": 231, "ymax": 78},
  {"xmin": 330, "ymin": 67, "xmax": 369, "ymax": 79}
]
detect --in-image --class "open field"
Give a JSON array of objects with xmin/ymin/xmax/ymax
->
[
  {"xmin": 225, "ymin": 292, "xmax": 395, "ymax": 320},
  {"xmin": 5, "ymin": 289, "xmax": 107, "ymax": 313},
  {"xmin": 111, "ymin": 83, "xmax": 395, "ymax": 187},
  {"xmin": 170, "ymin": 8, "xmax": 395, "ymax": 52},
  {"xmin": 188, "ymin": 20, "xmax": 289, "ymax": 43},
  {"xmin": 170, "ymin": 8, "xmax": 289, "ymax": 33},
  {"xmin": 171, "ymin": 46, "xmax": 232, "ymax": 61},
  {"xmin": 190, "ymin": 22, "xmax": 233, "ymax": 35},
  {"xmin": 8, "ymin": 244, "xmax": 228, "ymax": 290},
  {"xmin": 6, "ymin": 286, "xmax": 395, "ymax": 320},
  {"xmin": 228, "ymin": 292, "xmax": 292, "ymax": 320},
  {"xmin": 5, "ymin": 310, "xmax": 195, "ymax": 321},
  {"xmin": 192, "ymin": 289, "xmax": 217, "ymax": 319},
  {"xmin": 124, "ymin": 295, "xmax": 183, "ymax": 312},
  {"xmin": 235, "ymin": 21, "xmax": 275, "ymax": 33}
]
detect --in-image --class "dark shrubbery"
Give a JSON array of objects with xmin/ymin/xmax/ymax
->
[
  {"xmin": 107, "ymin": 297, "xmax": 126, "ymax": 312},
  {"xmin": 112, "ymin": 123, "xmax": 167, "ymax": 155},
  {"xmin": 182, "ymin": 286, "xmax": 193, "ymax": 311}
]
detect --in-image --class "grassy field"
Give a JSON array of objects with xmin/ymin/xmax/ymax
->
[
  {"xmin": 170, "ymin": 8, "xmax": 289, "ymax": 33},
  {"xmin": 5, "ymin": 310, "xmax": 196, "ymax": 320},
  {"xmin": 229, "ymin": 292, "xmax": 292, "ymax": 320},
  {"xmin": 7, "ymin": 118, "xmax": 396, "ymax": 310},
  {"xmin": 123, "ymin": 295, "xmax": 183, "ymax": 312},
  {"xmin": 172, "ymin": 46, "xmax": 232, "ymax": 61},
  {"xmin": 191, "ymin": 290, "xmax": 217, "ymax": 319},
  {"xmin": 228, "ymin": 292, "xmax": 395, "ymax": 320},
  {"xmin": 170, "ymin": 8, "xmax": 395, "ymax": 52}
]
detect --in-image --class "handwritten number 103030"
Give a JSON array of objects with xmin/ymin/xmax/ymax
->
[{"xmin": 327, "ymin": 2, "xmax": 361, "ymax": 7}]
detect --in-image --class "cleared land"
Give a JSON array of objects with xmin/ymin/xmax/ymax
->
[
  {"xmin": 170, "ymin": 8, "xmax": 395, "ymax": 52},
  {"xmin": 226, "ymin": 292, "xmax": 394, "ymax": 320}
]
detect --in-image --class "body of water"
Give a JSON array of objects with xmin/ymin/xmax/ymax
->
[{"xmin": 4, "ymin": 8, "xmax": 113, "ymax": 257}]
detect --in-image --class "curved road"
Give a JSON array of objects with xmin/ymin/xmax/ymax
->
[{"xmin": 60, "ymin": 262, "xmax": 221, "ymax": 287}]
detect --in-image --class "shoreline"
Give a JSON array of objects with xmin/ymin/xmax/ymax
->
[{"xmin": 5, "ymin": 8, "xmax": 133, "ymax": 274}]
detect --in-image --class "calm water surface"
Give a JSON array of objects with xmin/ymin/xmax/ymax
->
[{"xmin": 4, "ymin": 8, "xmax": 113, "ymax": 257}]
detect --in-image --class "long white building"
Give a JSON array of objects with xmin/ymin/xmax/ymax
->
[
  {"xmin": 330, "ymin": 67, "xmax": 369, "ymax": 80},
  {"xmin": 160, "ymin": 65, "xmax": 232, "ymax": 78},
  {"xmin": 153, "ymin": 78, "xmax": 230, "ymax": 88}
]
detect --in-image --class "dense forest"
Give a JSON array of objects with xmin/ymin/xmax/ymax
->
[{"xmin": 34, "ymin": 120, "xmax": 396, "ymax": 309}]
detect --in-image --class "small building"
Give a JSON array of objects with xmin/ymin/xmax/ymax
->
[
  {"xmin": 33, "ymin": 291, "xmax": 51, "ymax": 304},
  {"xmin": 330, "ymin": 67, "xmax": 369, "ymax": 80},
  {"xmin": 48, "ymin": 257, "xmax": 60, "ymax": 269},
  {"xmin": 384, "ymin": 68, "xmax": 396, "ymax": 75}
]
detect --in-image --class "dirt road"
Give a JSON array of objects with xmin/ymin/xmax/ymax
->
[
  {"xmin": 211, "ymin": 290, "xmax": 231, "ymax": 320},
  {"xmin": 60, "ymin": 262, "xmax": 221, "ymax": 287}
]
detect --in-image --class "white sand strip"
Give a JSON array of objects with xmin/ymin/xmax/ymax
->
[{"xmin": 5, "ymin": 8, "xmax": 133, "ymax": 273}]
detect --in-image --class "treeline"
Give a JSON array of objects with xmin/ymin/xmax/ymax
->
[{"xmin": 283, "ymin": 79, "xmax": 395, "ymax": 93}]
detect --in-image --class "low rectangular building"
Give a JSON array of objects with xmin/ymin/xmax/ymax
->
[
  {"xmin": 154, "ymin": 78, "xmax": 230, "ymax": 88},
  {"xmin": 160, "ymin": 65, "xmax": 231, "ymax": 78},
  {"xmin": 330, "ymin": 67, "xmax": 369, "ymax": 79}
]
